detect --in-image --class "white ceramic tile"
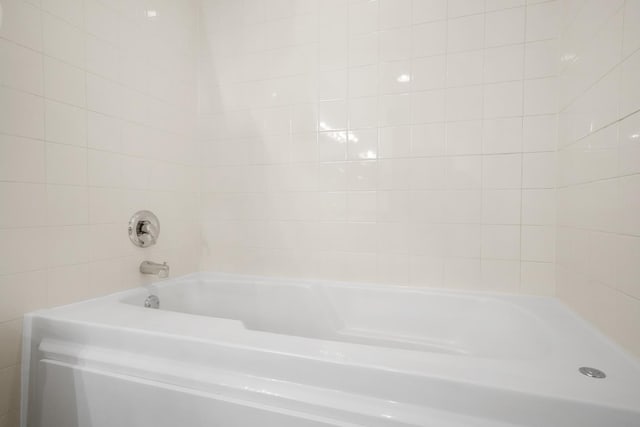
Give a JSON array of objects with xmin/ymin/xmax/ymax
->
[
  {"xmin": 0, "ymin": 271, "xmax": 47, "ymax": 324},
  {"xmin": 380, "ymin": 93, "xmax": 412, "ymax": 126},
  {"xmin": 447, "ymin": 156, "xmax": 482, "ymax": 189},
  {"xmin": 0, "ymin": 135, "xmax": 46, "ymax": 183},
  {"xmin": 319, "ymin": 131, "xmax": 347, "ymax": 161},
  {"xmin": 522, "ymin": 189, "xmax": 555, "ymax": 225},
  {"xmin": 618, "ymin": 174, "xmax": 640, "ymax": 236},
  {"xmin": 523, "ymin": 115, "xmax": 557, "ymax": 152},
  {"xmin": 524, "ymin": 77, "xmax": 557, "ymax": 115},
  {"xmin": 319, "ymin": 99, "xmax": 348, "ymax": 131},
  {"xmin": 43, "ymin": 57, "xmax": 86, "ymax": 107},
  {"xmin": 412, "ymin": 21, "xmax": 447, "ymax": 57},
  {"xmin": 380, "ymin": 28, "xmax": 412, "ymax": 61},
  {"xmin": 484, "ymin": 81, "xmax": 523, "ymax": 118},
  {"xmin": 377, "ymin": 159, "xmax": 411, "ymax": 190},
  {"xmin": 482, "ymin": 117, "xmax": 523, "ymax": 154},
  {"xmin": 523, "ymin": 152, "xmax": 556, "ymax": 188},
  {"xmin": 446, "ymin": 120, "xmax": 482, "ymax": 155},
  {"xmin": 620, "ymin": 49, "xmax": 640, "ymax": 117},
  {"xmin": 482, "ymin": 189, "xmax": 522, "ymax": 224},
  {"xmin": 86, "ymin": 73, "xmax": 122, "ymax": 117},
  {"xmin": 447, "ymin": 0, "xmax": 484, "ymax": 18},
  {"xmin": 89, "ymin": 187, "xmax": 124, "ymax": 224},
  {"xmin": 349, "ymin": 33, "xmax": 379, "ymax": 66},
  {"xmin": 483, "ymin": 154, "xmax": 522, "ymax": 189},
  {"xmin": 347, "ymin": 191, "xmax": 377, "ymax": 221},
  {"xmin": 318, "ymin": 162, "xmax": 348, "ymax": 191},
  {"xmin": 45, "ymin": 100, "xmax": 87, "ymax": 146},
  {"xmin": 46, "ymin": 143, "xmax": 87, "ymax": 185},
  {"xmin": 347, "ymin": 129, "xmax": 378, "ymax": 160},
  {"xmin": 618, "ymin": 115, "xmax": 640, "ymax": 178},
  {"xmin": 379, "ymin": 0, "xmax": 411, "ymax": 30},
  {"xmin": 0, "ymin": 228, "xmax": 48, "ymax": 275},
  {"xmin": 520, "ymin": 261, "xmax": 555, "ymax": 295},
  {"xmin": 446, "ymin": 50, "xmax": 484, "ymax": 87},
  {"xmin": 0, "ymin": 86, "xmax": 44, "ymax": 139},
  {"xmin": 318, "ymin": 69, "xmax": 347, "ymax": 101},
  {"xmin": 348, "ymin": 1, "xmax": 378, "ymax": 35},
  {"xmin": 444, "ymin": 189, "xmax": 482, "ymax": 222},
  {"xmin": 347, "ymin": 161, "xmax": 377, "ymax": 191},
  {"xmin": 409, "ymin": 254, "xmax": 444, "ymax": 285},
  {"xmin": 0, "ymin": 39, "xmax": 43, "ymax": 95},
  {"xmin": 623, "ymin": 0, "xmax": 640, "ymax": 57},
  {"xmin": 412, "ymin": 55, "xmax": 446, "ymax": 91},
  {"xmin": 526, "ymin": 1, "xmax": 560, "ymax": 41},
  {"xmin": 482, "ymin": 225, "xmax": 521, "ymax": 259},
  {"xmin": 409, "ymin": 157, "xmax": 447, "ymax": 189},
  {"xmin": 616, "ymin": 235, "xmax": 640, "ymax": 299},
  {"xmin": 412, "ymin": 89, "xmax": 446, "ymax": 124},
  {"xmin": 46, "ymin": 264, "xmax": 91, "ymax": 307},
  {"xmin": 84, "ymin": 0, "xmax": 120, "ymax": 45},
  {"xmin": 349, "ymin": 65, "xmax": 378, "ymax": 98},
  {"xmin": 446, "ymin": 224, "xmax": 481, "ymax": 258},
  {"xmin": 87, "ymin": 112, "xmax": 122, "ymax": 152},
  {"xmin": 88, "ymin": 150, "xmax": 122, "ymax": 187},
  {"xmin": 89, "ymin": 223, "xmax": 128, "ymax": 261},
  {"xmin": 446, "ymin": 85, "xmax": 483, "ymax": 121},
  {"xmin": 521, "ymin": 225, "xmax": 555, "ymax": 262},
  {"xmin": 411, "ymin": 123, "xmax": 446, "ymax": 156},
  {"xmin": 412, "ymin": 0, "xmax": 447, "ymax": 24},
  {"xmin": 47, "ymin": 225, "xmax": 90, "ymax": 267},
  {"xmin": 378, "ymin": 126, "xmax": 410, "ymax": 159},
  {"xmin": 0, "ymin": 182, "xmax": 47, "ymax": 228},
  {"xmin": 485, "ymin": 7, "xmax": 525, "ymax": 47},
  {"xmin": 525, "ymin": 40, "xmax": 559, "ymax": 79},
  {"xmin": 380, "ymin": 60, "xmax": 413, "ymax": 94},
  {"xmin": 46, "ymin": 184, "xmax": 89, "ymax": 226},
  {"xmin": 447, "ymin": 14, "xmax": 484, "ymax": 53},
  {"xmin": 42, "ymin": 0, "xmax": 84, "ymax": 28},
  {"xmin": 85, "ymin": 35, "xmax": 120, "ymax": 81},
  {"xmin": 444, "ymin": 258, "xmax": 482, "ymax": 289},
  {"xmin": 0, "ymin": 0, "xmax": 42, "ymax": 51},
  {"xmin": 481, "ymin": 259, "xmax": 521, "ymax": 292},
  {"xmin": 486, "ymin": 0, "xmax": 525, "ymax": 11},
  {"xmin": 483, "ymin": 44, "xmax": 524, "ymax": 83},
  {"xmin": 43, "ymin": 13, "xmax": 85, "ymax": 67}
]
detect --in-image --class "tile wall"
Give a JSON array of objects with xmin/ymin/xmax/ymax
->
[
  {"xmin": 556, "ymin": 0, "xmax": 640, "ymax": 358},
  {"xmin": 0, "ymin": 0, "xmax": 200, "ymax": 424},
  {"xmin": 198, "ymin": 0, "xmax": 560, "ymax": 293}
]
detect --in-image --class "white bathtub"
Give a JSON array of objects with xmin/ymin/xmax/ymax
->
[{"xmin": 22, "ymin": 273, "xmax": 640, "ymax": 427}]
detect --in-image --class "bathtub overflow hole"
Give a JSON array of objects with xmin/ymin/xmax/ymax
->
[{"xmin": 579, "ymin": 367, "xmax": 606, "ymax": 379}]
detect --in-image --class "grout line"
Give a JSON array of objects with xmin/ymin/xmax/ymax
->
[
  {"xmin": 518, "ymin": 2, "xmax": 529, "ymax": 293},
  {"xmin": 558, "ymin": 107, "xmax": 640, "ymax": 151},
  {"xmin": 38, "ymin": 0, "xmax": 49, "ymax": 307}
]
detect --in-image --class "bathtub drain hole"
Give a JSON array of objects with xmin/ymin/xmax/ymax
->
[
  {"xmin": 579, "ymin": 367, "xmax": 606, "ymax": 379},
  {"xmin": 144, "ymin": 295, "xmax": 160, "ymax": 309}
]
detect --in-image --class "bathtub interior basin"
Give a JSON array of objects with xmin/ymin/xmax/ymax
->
[{"xmin": 124, "ymin": 277, "xmax": 552, "ymax": 359}]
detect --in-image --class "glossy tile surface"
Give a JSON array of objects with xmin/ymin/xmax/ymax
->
[
  {"xmin": 557, "ymin": 0, "xmax": 640, "ymax": 358},
  {"xmin": 199, "ymin": 0, "xmax": 560, "ymax": 295},
  {"xmin": 0, "ymin": 0, "xmax": 201, "ymax": 424}
]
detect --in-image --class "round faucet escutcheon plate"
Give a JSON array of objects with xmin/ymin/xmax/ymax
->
[{"xmin": 128, "ymin": 210, "xmax": 160, "ymax": 248}]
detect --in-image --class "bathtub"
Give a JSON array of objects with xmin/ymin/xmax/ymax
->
[{"xmin": 21, "ymin": 273, "xmax": 640, "ymax": 427}]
